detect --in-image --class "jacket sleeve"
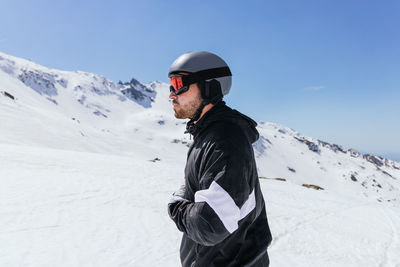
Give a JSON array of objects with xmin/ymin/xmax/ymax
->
[{"xmin": 168, "ymin": 136, "xmax": 256, "ymax": 246}]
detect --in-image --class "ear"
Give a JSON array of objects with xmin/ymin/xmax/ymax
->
[
  {"xmin": 199, "ymin": 79, "xmax": 222, "ymax": 101},
  {"xmin": 207, "ymin": 79, "xmax": 223, "ymax": 104}
]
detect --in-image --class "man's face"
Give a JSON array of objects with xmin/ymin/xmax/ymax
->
[{"xmin": 169, "ymin": 82, "xmax": 203, "ymax": 119}]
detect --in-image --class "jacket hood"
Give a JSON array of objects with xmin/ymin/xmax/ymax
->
[{"xmin": 186, "ymin": 101, "xmax": 260, "ymax": 144}]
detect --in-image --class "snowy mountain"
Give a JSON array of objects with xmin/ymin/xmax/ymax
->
[{"xmin": 1, "ymin": 51, "xmax": 399, "ymax": 267}]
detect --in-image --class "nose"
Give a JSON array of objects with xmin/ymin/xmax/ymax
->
[{"xmin": 169, "ymin": 91, "xmax": 177, "ymax": 99}]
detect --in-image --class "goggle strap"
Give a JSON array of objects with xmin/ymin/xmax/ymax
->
[
  {"xmin": 172, "ymin": 67, "xmax": 232, "ymax": 86},
  {"xmin": 192, "ymin": 67, "xmax": 232, "ymax": 81}
]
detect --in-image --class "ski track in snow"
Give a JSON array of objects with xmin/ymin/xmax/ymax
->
[
  {"xmin": 379, "ymin": 207, "xmax": 400, "ymax": 267},
  {"xmin": 0, "ymin": 144, "xmax": 183, "ymax": 267},
  {"xmin": 271, "ymin": 203, "xmax": 372, "ymax": 246},
  {"xmin": 263, "ymin": 179, "xmax": 400, "ymax": 267}
]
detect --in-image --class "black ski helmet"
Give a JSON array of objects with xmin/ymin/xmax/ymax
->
[{"xmin": 168, "ymin": 51, "xmax": 232, "ymax": 103}]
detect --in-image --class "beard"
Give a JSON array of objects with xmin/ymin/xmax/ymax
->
[{"xmin": 173, "ymin": 94, "xmax": 203, "ymax": 119}]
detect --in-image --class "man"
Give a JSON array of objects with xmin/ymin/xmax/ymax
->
[{"xmin": 168, "ymin": 51, "xmax": 272, "ymax": 267}]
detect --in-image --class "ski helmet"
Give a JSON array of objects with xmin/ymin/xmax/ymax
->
[{"xmin": 168, "ymin": 51, "xmax": 232, "ymax": 101}]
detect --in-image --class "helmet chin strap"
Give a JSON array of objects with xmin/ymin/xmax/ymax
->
[
  {"xmin": 189, "ymin": 100, "xmax": 208, "ymax": 123},
  {"xmin": 185, "ymin": 100, "xmax": 208, "ymax": 134},
  {"xmin": 185, "ymin": 80, "xmax": 223, "ymax": 134}
]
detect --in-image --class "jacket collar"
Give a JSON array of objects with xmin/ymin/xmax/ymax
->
[
  {"xmin": 185, "ymin": 101, "xmax": 226, "ymax": 137},
  {"xmin": 185, "ymin": 100, "xmax": 260, "ymax": 144}
]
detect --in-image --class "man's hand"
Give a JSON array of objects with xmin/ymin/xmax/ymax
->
[
  {"xmin": 168, "ymin": 184, "xmax": 188, "ymax": 224},
  {"xmin": 168, "ymin": 184, "xmax": 186, "ymax": 205},
  {"xmin": 168, "ymin": 183, "xmax": 191, "ymax": 232}
]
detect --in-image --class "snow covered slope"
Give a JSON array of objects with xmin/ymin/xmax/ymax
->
[
  {"xmin": 0, "ymin": 51, "xmax": 188, "ymax": 155},
  {"xmin": 255, "ymin": 123, "xmax": 400, "ymax": 204},
  {"xmin": 1, "ymin": 51, "xmax": 399, "ymax": 266}
]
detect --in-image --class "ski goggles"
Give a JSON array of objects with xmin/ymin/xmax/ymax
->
[
  {"xmin": 169, "ymin": 74, "xmax": 196, "ymax": 95},
  {"xmin": 169, "ymin": 67, "xmax": 232, "ymax": 95}
]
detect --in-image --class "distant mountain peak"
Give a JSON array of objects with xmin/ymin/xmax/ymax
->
[
  {"xmin": 0, "ymin": 51, "xmax": 159, "ymax": 111},
  {"xmin": 120, "ymin": 77, "xmax": 156, "ymax": 108}
]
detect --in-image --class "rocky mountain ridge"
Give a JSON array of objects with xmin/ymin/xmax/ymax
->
[{"xmin": 0, "ymin": 52, "xmax": 155, "ymax": 113}]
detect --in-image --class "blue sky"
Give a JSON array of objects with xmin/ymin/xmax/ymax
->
[{"xmin": 1, "ymin": 0, "xmax": 399, "ymax": 160}]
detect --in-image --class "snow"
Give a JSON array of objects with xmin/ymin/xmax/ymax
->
[
  {"xmin": 0, "ymin": 143, "xmax": 182, "ymax": 267},
  {"xmin": 1, "ymin": 51, "xmax": 400, "ymax": 266},
  {"xmin": 264, "ymin": 179, "xmax": 400, "ymax": 267}
]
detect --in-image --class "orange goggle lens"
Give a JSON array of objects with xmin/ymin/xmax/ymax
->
[{"xmin": 169, "ymin": 76, "xmax": 184, "ymax": 91}]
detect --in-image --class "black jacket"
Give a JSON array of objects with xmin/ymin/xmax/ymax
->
[{"xmin": 169, "ymin": 101, "xmax": 272, "ymax": 267}]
